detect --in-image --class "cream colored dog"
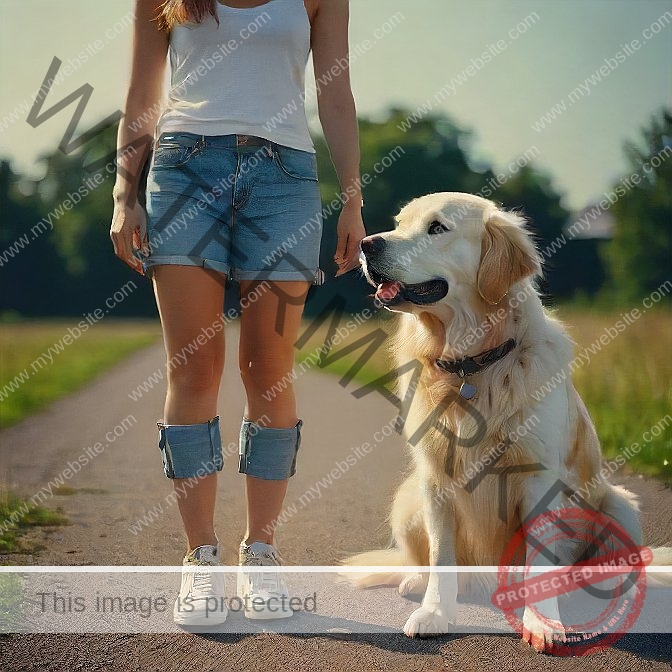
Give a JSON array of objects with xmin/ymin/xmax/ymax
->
[{"xmin": 347, "ymin": 192, "xmax": 671, "ymax": 653}]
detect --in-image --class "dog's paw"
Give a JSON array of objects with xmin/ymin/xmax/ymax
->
[
  {"xmin": 522, "ymin": 606, "xmax": 566, "ymax": 653},
  {"xmin": 403, "ymin": 606, "xmax": 454, "ymax": 638},
  {"xmin": 399, "ymin": 573, "xmax": 427, "ymax": 597}
]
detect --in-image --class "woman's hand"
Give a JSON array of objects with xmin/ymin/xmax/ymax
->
[
  {"xmin": 110, "ymin": 198, "xmax": 149, "ymax": 275},
  {"xmin": 334, "ymin": 203, "xmax": 366, "ymax": 277}
]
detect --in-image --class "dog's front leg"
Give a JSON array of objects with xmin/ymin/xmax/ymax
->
[
  {"xmin": 519, "ymin": 474, "xmax": 567, "ymax": 653},
  {"xmin": 403, "ymin": 485, "xmax": 457, "ymax": 638}
]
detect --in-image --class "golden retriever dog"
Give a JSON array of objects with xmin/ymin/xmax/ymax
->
[{"xmin": 346, "ymin": 192, "xmax": 671, "ymax": 653}]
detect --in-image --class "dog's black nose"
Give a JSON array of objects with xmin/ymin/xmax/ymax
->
[{"xmin": 360, "ymin": 236, "xmax": 385, "ymax": 256}]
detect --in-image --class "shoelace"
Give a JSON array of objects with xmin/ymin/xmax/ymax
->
[
  {"xmin": 243, "ymin": 548, "xmax": 284, "ymax": 594},
  {"xmin": 185, "ymin": 557, "xmax": 216, "ymax": 591}
]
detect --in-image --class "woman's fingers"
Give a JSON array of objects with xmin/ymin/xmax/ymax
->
[
  {"xmin": 111, "ymin": 230, "xmax": 144, "ymax": 275},
  {"xmin": 341, "ymin": 255, "xmax": 361, "ymax": 275},
  {"xmin": 334, "ymin": 231, "xmax": 348, "ymax": 263},
  {"xmin": 125, "ymin": 251, "xmax": 145, "ymax": 275},
  {"xmin": 137, "ymin": 212, "xmax": 150, "ymax": 254},
  {"xmin": 132, "ymin": 226, "xmax": 149, "ymax": 256},
  {"xmin": 334, "ymin": 238, "xmax": 362, "ymax": 277},
  {"xmin": 333, "ymin": 232, "xmax": 348, "ymax": 275}
]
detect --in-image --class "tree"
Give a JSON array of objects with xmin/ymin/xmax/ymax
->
[
  {"xmin": 0, "ymin": 161, "xmax": 67, "ymax": 316},
  {"xmin": 603, "ymin": 108, "xmax": 672, "ymax": 303},
  {"xmin": 28, "ymin": 123, "xmax": 155, "ymax": 317}
]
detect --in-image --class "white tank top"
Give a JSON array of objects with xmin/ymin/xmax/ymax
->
[{"xmin": 156, "ymin": 0, "xmax": 314, "ymax": 152}]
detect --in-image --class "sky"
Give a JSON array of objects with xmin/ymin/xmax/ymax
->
[{"xmin": 1, "ymin": 0, "xmax": 670, "ymax": 210}]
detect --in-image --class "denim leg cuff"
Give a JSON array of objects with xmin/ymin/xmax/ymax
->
[
  {"xmin": 157, "ymin": 416, "xmax": 223, "ymax": 479},
  {"xmin": 238, "ymin": 418, "xmax": 303, "ymax": 480}
]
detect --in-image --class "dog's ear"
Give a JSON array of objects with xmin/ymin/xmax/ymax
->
[{"xmin": 477, "ymin": 209, "xmax": 541, "ymax": 305}]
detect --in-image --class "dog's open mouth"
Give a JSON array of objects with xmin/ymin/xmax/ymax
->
[{"xmin": 368, "ymin": 267, "xmax": 449, "ymax": 306}]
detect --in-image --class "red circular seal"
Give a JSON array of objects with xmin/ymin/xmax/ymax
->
[{"xmin": 492, "ymin": 507, "xmax": 651, "ymax": 656}]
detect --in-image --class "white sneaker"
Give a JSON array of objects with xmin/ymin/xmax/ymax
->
[
  {"xmin": 173, "ymin": 543, "xmax": 228, "ymax": 626},
  {"xmin": 237, "ymin": 541, "xmax": 293, "ymax": 620}
]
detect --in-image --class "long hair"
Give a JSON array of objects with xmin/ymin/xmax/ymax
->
[{"xmin": 157, "ymin": 0, "xmax": 220, "ymax": 31}]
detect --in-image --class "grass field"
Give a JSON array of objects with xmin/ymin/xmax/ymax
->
[
  {"xmin": 0, "ymin": 320, "xmax": 161, "ymax": 429},
  {"xmin": 0, "ymin": 492, "xmax": 67, "ymax": 553},
  {"xmin": 296, "ymin": 307, "xmax": 672, "ymax": 484}
]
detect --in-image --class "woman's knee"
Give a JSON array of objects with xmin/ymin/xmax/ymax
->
[
  {"xmin": 239, "ymin": 352, "xmax": 294, "ymax": 398},
  {"xmin": 168, "ymin": 346, "xmax": 224, "ymax": 394}
]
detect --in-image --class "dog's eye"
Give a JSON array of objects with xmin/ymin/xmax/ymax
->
[{"xmin": 428, "ymin": 221, "xmax": 450, "ymax": 235}]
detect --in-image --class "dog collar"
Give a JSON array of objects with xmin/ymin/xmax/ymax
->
[{"xmin": 435, "ymin": 338, "xmax": 517, "ymax": 400}]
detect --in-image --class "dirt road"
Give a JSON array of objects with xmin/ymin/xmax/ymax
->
[{"xmin": 1, "ymin": 324, "xmax": 671, "ymax": 671}]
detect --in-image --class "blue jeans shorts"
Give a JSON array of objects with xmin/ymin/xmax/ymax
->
[{"xmin": 139, "ymin": 132, "xmax": 325, "ymax": 284}]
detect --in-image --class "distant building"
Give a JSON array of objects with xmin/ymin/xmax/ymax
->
[
  {"xmin": 550, "ymin": 203, "xmax": 616, "ymax": 298},
  {"xmin": 563, "ymin": 204, "xmax": 615, "ymax": 240}
]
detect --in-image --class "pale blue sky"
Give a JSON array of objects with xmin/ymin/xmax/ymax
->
[{"xmin": 1, "ymin": 0, "xmax": 670, "ymax": 209}]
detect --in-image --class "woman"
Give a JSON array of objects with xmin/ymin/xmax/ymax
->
[{"xmin": 110, "ymin": 0, "xmax": 365, "ymax": 625}]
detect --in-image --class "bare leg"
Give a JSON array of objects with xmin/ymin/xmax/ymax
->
[
  {"xmin": 238, "ymin": 280, "xmax": 310, "ymax": 546},
  {"xmin": 152, "ymin": 265, "xmax": 226, "ymax": 552}
]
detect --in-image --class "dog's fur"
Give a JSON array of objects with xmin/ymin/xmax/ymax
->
[{"xmin": 346, "ymin": 192, "xmax": 672, "ymax": 652}]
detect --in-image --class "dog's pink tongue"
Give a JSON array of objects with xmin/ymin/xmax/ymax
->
[{"xmin": 377, "ymin": 281, "xmax": 401, "ymax": 301}]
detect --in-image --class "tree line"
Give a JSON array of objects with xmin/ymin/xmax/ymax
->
[{"xmin": 1, "ymin": 107, "xmax": 669, "ymax": 318}]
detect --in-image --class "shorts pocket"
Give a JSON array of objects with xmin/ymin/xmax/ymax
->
[
  {"xmin": 152, "ymin": 134, "xmax": 203, "ymax": 169},
  {"xmin": 273, "ymin": 145, "xmax": 318, "ymax": 181}
]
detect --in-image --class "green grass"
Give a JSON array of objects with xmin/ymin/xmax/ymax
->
[
  {"xmin": 0, "ymin": 320, "xmax": 161, "ymax": 428},
  {"xmin": 297, "ymin": 308, "xmax": 672, "ymax": 483},
  {"xmin": 561, "ymin": 309, "xmax": 672, "ymax": 483},
  {"xmin": 0, "ymin": 572, "xmax": 24, "ymax": 630},
  {"xmin": 0, "ymin": 492, "xmax": 67, "ymax": 553}
]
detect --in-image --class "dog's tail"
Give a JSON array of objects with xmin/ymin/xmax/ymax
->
[
  {"xmin": 339, "ymin": 548, "xmax": 406, "ymax": 588},
  {"xmin": 600, "ymin": 484, "xmax": 672, "ymax": 588}
]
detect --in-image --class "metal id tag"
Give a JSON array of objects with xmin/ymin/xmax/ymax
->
[{"xmin": 459, "ymin": 381, "xmax": 478, "ymax": 399}]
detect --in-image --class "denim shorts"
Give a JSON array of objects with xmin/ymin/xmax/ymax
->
[{"xmin": 139, "ymin": 132, "xmax": 325, "ymax": 284}]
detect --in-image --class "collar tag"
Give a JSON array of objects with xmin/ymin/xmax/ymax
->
[{"xmin": 459, "ymin": 381, "xmax": 478, "ymax": 399}]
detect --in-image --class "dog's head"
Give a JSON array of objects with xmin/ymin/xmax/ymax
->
[{"xmin": 360, "ymin": 193, "xmax": 541, "ymax": 315}]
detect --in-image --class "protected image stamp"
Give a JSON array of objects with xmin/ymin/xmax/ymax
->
[{"xmin": 492, "ymin": 507, "xmax": 652, "ymax": 656}]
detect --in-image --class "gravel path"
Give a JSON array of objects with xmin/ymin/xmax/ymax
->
[{"xmin": 1, "ymin": 324, "xmax": 671, "ymax": 671}]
